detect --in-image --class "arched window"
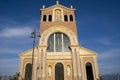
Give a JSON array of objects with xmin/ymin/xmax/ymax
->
[
  {"xmin": 43, "ymin": 15, "xmax": 46, "ymax": 21},
  {"xmin": 70, "ymin": 15, "xmax": 73, "ymax": 21},
  {"xmin": 25, "ymin": 63, "xmax": 32, "ymax": 80},
  {"xmin": 47, "ymin": 32, "xmax": 70, "ymax": 52},
  {"xmin": 55, "ymin": 63, "xmax": 64, "ymax": 80},
  {"xmin": 49, "ymin": 15, "xmax": 52, "ymax": 21},
  {"xmin": 86, "ymin": 62, "xmax": 94, "ymax": 80},
  {"xmin": 64, "ymin": 15, "xmax": 68, "ymax": 21}
]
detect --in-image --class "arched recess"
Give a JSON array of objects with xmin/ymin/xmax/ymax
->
[
  {"xmin": 25, "ymin": 63, "xmax": 32, "ymax": 80},
  {"xmin": 67, "ymin": 65, "xmax": 71, "ymax": 76},
  {"xmin": 55, "ymin": 63, "xmax": 64, "ymax": 80},
  {"xmin": 39, "ymin": 26, "xmax": 78, "ymax": 46},
  {"xmin": 86, "ymin": 62, "xmax": 94, "ymax": 80},
  {"xmin": 55, "ymin": 9, "xmax": 62, "ymax": 21},
  {"xmin": 48, "ymin": 65, "xmax": 52, "ymax": 76}
]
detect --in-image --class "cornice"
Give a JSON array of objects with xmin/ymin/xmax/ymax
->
[{"xmin": 40, "ymin": 4, "xmax": 75, "ymax": 11}]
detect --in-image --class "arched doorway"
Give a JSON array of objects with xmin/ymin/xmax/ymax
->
[
  {"xmin": 55, "ymin": 63, "xmax": 64, "ymax": 80},
  {"xmin": 86, "ymin": 62, "xmax": 94, "ymax": 80},
  {"xmin": 25, "ymin": 63, "xmax": 32, "ymax": 80}
]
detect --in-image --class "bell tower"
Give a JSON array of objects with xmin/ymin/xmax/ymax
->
[
  {"xmin": 39, "ymin": 1, "xmax": 78, "ymax": 37},
  {"xmin": 38, "ymin": 2, "xmax": 80, "ymax": 80}
]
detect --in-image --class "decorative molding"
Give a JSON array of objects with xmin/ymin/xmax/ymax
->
[{"xmin": 47, "ymin": 55, "xmax": 71, "ymax": 60}]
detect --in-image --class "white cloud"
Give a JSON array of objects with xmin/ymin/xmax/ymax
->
[
  {"xmin": 98, "ymin": 49, "xmax": 120, "ymax": 59},
  {"xmin": 0, "ymin": 48, "xmax": 21, "ymax": 54},
  {"xmin": 96, "ymin": 37, "xmax": 112, "ymax": 45},
  {"xmin": 0, "ymin": 59, "xmax": 19, "ymax": 67},
  {"xmin": 0, "ymin": 27, "xmax": 33, "ymax": 38}
]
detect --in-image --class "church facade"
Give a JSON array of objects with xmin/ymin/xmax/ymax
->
[{"xmin": 19, "ymin": 1, "xmax": 99, "ymax": 80}]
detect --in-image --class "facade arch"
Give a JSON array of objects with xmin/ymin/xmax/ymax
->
[
  {"xmin": 24, "ymin": 63, "xmax": 32, "ymax": 80},
  {"xmin": 55, "ymin": 62, "xmax": 64, "ymax": 80},
  {"xmin": 53, "ymin": 62, "xmax": 66, "ymax": 80},
  {"xmin": 39, "ymin": 26, "xmax": 78, "ymax": 46},
  {"xmin": 85, "ymin": 62, "xmax": 94, "ymax": 80},
  {"xmin": 23, "ymin": 62, "xmax": 32, "ymax": 79}
]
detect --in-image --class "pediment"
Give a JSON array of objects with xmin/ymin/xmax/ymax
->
[
  {"xmin": 79, "ymin": 46, "xmax": 97, "ymax": 56},
  {"xmin": 40, "ymin": 4, "xmax": 75, "ymax": 11},
  {"xmin": 19, "ymin": 47, "xmax": 38, "ymax": 57}
]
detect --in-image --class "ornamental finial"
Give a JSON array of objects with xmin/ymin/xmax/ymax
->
[
  {"xmin": 56, "ymin": 0, "xmax": 59, "ymax": 4},
  {"xmin": 43, "ymin": 5, "xmax": 45, "ymax": 9},
  {"xmin": 70, "ymin": 5, "xmax": 73, "ymax": 9}
]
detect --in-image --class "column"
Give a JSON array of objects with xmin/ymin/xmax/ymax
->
[
  {"xmin": 75, "ymin": 48, "xmax": 82, "ymax": 80},
  {"xmin": 37, "ymin": 48, "xmax": 42, "ymax": 80},
  {"xmin": 42, "ymin": 47, "xmax": 47, "ymax": 80},
  {"xmin": 19, "ymin": 57, "xmax": 24, "ymax": 79},
  {"xmin": 80, "ymin": 57, "xmax": 85, "ymax": 80},
  {"xmin": 33, "ymin": 57, "xmax": 37, "ymax": 80},
  {"xmin": 94, "ymin": 56, "xmax": 99, "ymax": 79},
  {"xmin": 71, "ymin": 47, "xmax": 77, "ymax": 80}
]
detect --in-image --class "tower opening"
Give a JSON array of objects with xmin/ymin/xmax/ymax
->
[
  {"xmin": 70, "ymin": 15, "xmax": 73, "ymax": 21},
  {"xmin": 43, "ymin": 15, "xmax": 47, "ymax": 21},
  {"xmin": 49, "ymin": 15, "xmax": 52, "ymax": 21},
  {"xmin": 64, "ymin": 15, "xmax": 68, "ymax": 21}
]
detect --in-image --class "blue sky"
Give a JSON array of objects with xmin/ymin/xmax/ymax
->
[{"xmin": 0, "ymin": 0, "xmax": 120, "ymax": 75}]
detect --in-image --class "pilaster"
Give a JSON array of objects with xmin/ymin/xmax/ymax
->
[
  {"xmin": 70, "ymin": 45, "xmax": 77, "ymax": 80},
  {"xmin": 75, "ymin": 48, "xmax": 82, "ymax": 80},
  {"xmin": 94, "ymin": 56, "xmax": 99, "ymax": 79},
  {"xmin": 19, "ymin": 57, "xmax": 24, "ymax": 79},
  {"xmin": 33, "ymin": 57, "xmax": 37, "ymax": 80},
  {"xmin": 80, "ymin": 57, "xmax": 85, "ymax": 80},
  {"xmin": 42, "ymin": 47, "xmax": 47, "ymax": 80},
  {"xmin": 37, "ymin": 48, "xmax": 42, "ymax": 80},
  {"xmin": 37, "ymin": 45, "xmax": 47, "ymax": 80}
]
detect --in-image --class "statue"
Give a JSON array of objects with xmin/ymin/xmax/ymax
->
[
  {"xmin": 67, "ymin": 65, "xmax": 71, "ymax": 76},
  {"xmin": 48, "ymin": 65, "xmax": 52, "ymax": 76}
]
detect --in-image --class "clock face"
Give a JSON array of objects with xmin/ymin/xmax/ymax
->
[{"xmin": 55, "ymin": 9, "xmax": 61, "ymax": 21}]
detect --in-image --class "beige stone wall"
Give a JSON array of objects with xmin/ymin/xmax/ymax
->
[{"xmin": 40, "ymin": 22, "xmax": 77, "ymax": 36}]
